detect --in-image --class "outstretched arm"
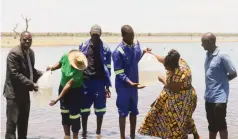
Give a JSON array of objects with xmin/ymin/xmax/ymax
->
[
  {"xmin": 56, "ymin": 79, "xmax": 73, "ymax": 101},
  {"xmin": 47, "ymin": 62, "xmax": 62, "ymax": 71},
  {"xmin": 137, "ymin": 41, "xmax": 152, "ymax": 61},
  {"xmin": 49, "ymin": 79, "xmax": 74, "ymax": 106},
  {"xmin": 47, "ymin": 55, "xmax": 65, "ymax": 71},
  {"xmin": 152, "ymin": 53, "xmax": 165, "ymax": 64}
]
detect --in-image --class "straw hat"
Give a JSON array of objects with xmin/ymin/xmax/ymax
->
[{"xmin": 68, "ymin": 50, "xmax": 88, "ymax": 70}]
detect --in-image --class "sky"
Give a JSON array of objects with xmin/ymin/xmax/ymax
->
[{"xmin": 1, "ymin": 0, "xmax": 238, "ymax": 33}]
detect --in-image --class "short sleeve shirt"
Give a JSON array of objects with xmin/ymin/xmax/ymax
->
[
  {"xmin": 204, "ymin": 48, "xmax": 236, "ymax": 103},
  {"xmin": 60, "ymin": 54, "xmax": 84, "ymax": 88}
]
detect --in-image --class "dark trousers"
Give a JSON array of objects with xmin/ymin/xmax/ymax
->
[
  {"xmin": 5, "ymin": 99, "xmax": 30, "ymax": 139},
  {"xmin": 59, "ymin": 86, "xmax": 82, "ymax": 133},
  {"xmin": 205, "ymin": 102, "xmax": 227, "ymax": 133}
]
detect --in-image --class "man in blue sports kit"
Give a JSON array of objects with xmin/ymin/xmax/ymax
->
[
  {"xmin": 112, "ymin": 25, "xmax": 151, "ymax": 139},
  {"xmin": 79, "ymin": 25, "xmax": 112, "ymax": 138}
]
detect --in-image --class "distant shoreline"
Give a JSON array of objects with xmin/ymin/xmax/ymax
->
[
  {"xmin": 2, "ymin": 32, "xmax": 238, "ymax": 37},
  {"xmin": 1, "ymin": 35, "xmax": 238, "ymax": 48}
]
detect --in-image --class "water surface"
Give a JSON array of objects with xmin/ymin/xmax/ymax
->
[{"xmin": 1, "ymin": 42, "xmax": 238, "ymax": 139}]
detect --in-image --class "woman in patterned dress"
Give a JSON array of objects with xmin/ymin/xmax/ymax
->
[{"xmin": 138, "ymin": 49, "xmax": 200, "ymax": 139}]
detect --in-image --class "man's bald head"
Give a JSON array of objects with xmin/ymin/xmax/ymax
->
[
  {"xmin": 201, "ymin": 32, "xmax": 217, "ymax": 51},
  {"xmin": 121, "ymin": 25, "xmax": 134, "ymax": 45},
  {"xmin": 121, "ymin": 25, "xmax": 133, "ymax": 36},
  {"xmin": 202, "ymin": 32, "xmax": 216, "ymax": 43}
]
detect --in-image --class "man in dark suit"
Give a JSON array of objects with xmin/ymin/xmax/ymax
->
[{"xmin": 3, "ymin": 31, "xmax": 42, "ymax": 139}]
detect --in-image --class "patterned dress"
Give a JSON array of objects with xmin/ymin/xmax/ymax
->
[{"xmin": 138, "ymin": 59, "xmax": 197, "ymax": 139}]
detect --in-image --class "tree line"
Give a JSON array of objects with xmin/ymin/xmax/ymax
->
[{"xmin": 2, "ymin": 15, "xmax": 238, "ymax": 38}]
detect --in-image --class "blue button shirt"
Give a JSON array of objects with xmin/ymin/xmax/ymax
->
[{"xmin": 204, "ymin": 48, "xmax": 236, "ymax": 103}]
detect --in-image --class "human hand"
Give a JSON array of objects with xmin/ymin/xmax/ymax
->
[
  {"xmin": 105, "ymin": 88, "xmax": 111, "ymax": 98},
  {"xmin": 33, "ymin": 83, "xmax": 39, "ymax": 91},
  {"xmin": 49, "ymin": 100, "xmax": 58, "ymax": 106},
  {"xmin": 130, "ymin": 82, "xmax": 140, "ymax": 87},
  {"xmin": 143, "ymin": 47, "xmax": 152, "ymax": 53},
  {"xmin": 137, "ymin": 84, "xmax": 146, "ymax": 89},
  {"xmin": 46, "ymin": 66, "xmax": 52, "ymax": 71}
]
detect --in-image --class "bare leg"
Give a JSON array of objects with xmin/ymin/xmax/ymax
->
[
  {"xmin": 209, "ymin": 131, "xmax": 217, "ymax": 139},
  {"xmin": 82, "ymin": 115, "xmax": 88, "ymax": 138},
  {"xmin": 129, "ymin": 115, "xmax": 136, "ymax": 139},
  {"xmin": 119, "ymin": 117, "xmax": 126, "ymax": 139},
  {"xmin": 219, "ymin": 130, "xmax": 228, "ymax": 139},
  {"xmin": 72, "ymin": 132, "xmax": 78, "ymax": 139},
  {"xmin": 96, "ymin": 115, "xmax": 103, "ymax": 135},
  {"xmin": 63, "ymin": 125, "xmax": 70, "ymax": 136}
]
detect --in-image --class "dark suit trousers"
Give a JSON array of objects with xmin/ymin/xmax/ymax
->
[{"xmin": 5, "ymin": 99, "xmax": 30, "ymax": 139}]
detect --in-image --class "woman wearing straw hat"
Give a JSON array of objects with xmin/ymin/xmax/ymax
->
[{"xmin": 46, "ymin": 50, "xmax": 88, "ymax": 139}]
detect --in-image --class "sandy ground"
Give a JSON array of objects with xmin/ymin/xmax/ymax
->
[{"xmin": 1, "ymin": 36, "xmax": 238, "ymax": 47}]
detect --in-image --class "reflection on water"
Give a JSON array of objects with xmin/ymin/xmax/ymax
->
[{"xmin": 1, "ymin": 42, "xmax": 238, "ymax": 139}]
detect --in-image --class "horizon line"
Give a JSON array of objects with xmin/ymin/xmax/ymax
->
[
  {"xmin": 2, "ymin": 32, "xmax": 238, "ymax": 37},
  {"xmin": 2, "ymin": 31, "xmax": 238, "ymax": 33}
]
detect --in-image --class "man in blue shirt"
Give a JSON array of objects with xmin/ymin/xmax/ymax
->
[
  {"xmin": 79, "ymin": 25, "xmax": 112, "ymax": 138},
  {"xmin": 202, "ymin": 32, "xmax": 237, "ymax": 139},
  {"xmin": 112, "ymin": 25, "xmax": 151, "ymax": 139}
]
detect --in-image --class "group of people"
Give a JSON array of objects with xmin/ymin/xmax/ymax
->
[{"xmin": 3, "ymin": 24, "xmax": 237, "ymax": 139}]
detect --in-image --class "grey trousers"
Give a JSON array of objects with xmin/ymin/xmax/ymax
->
[{"xmin": 5, "ymin": 99, "xmax": 30, "ymax": 139}]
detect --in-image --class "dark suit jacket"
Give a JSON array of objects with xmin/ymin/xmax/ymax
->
[{"xmin": 3, "ymin": 45, "xmax": 42, "ymax": 102}]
